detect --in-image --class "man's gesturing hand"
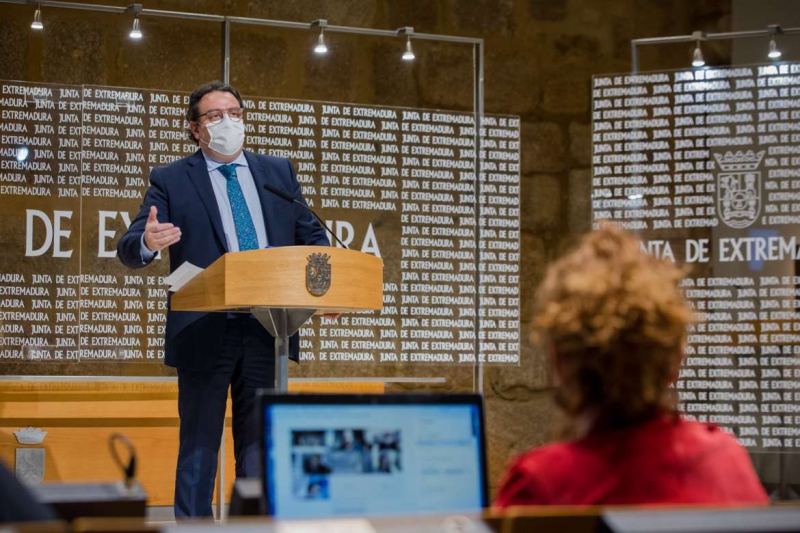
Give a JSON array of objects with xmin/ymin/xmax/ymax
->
[{"xmin": 143, "ymin": 206, "xmax": 181, "ymax": 252}]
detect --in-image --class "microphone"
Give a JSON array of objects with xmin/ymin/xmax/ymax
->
[
  {"xmin": 262, "ymin": 183, "xmax": 349, "ymax": 249},
  {"xmin": 108, "ymin": 433, "xmax": 137, "ymax": 491}
]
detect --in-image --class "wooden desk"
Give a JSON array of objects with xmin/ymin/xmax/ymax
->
[{"xmin": 0, "ymin": 379, "xmax": 383, "ymax": 507}]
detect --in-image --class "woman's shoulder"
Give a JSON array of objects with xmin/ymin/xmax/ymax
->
[
  {"xmin": 665, "ymin": 416, "xmax": 744, "ymax": 448},
  {"xmin": 618, "ymin": 415, "xmax": 753, "ymax": 468}
]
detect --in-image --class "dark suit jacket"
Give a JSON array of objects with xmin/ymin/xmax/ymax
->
[
  {"xmin": 0, "ymin": 460, "xmax": 55, "ymax": 522},
  {"xmin": 117, "ymin": 150, "xmax": 330, "ymax": 370}
]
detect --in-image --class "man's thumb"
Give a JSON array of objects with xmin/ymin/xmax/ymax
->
[{"xmin": 147, "ymin": 206, "xmax": 158, "ymax": 223}]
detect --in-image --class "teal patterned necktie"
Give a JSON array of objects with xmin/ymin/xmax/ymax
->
[{"xmin": 217, "ymin": 164, "xmax": 259, "ymax": 251}]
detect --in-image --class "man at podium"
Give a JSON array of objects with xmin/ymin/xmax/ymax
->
[{"xmin": 117, "ymin": 81, "xmax": 330, "ymax": 518}]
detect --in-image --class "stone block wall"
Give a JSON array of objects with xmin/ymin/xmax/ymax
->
[{"xmin": 0, "ymin": 0, "xmax": 733, "ymax": 497}]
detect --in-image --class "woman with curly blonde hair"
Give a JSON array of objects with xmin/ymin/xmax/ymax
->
[{"xmin": 495, "ymin": 225, "xmax": 767, "ymax": 506}]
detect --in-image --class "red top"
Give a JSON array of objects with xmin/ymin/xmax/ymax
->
[{"xmin": 494, "ymin": 415, "xmax": 769, "ymax": 507}]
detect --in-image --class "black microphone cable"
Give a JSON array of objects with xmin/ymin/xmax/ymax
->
[{"xmin": 262, "ymin": 183, "xmax": 350, "ymax": 249}]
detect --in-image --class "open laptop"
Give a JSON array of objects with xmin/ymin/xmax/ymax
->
[{"xmin": 258, "ymin": 393, "xmax": 488, "ymax": 519}]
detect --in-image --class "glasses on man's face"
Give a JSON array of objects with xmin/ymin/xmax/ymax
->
[{"xmin": 197, "ymin": 107, "xmax": 244, "ymax": 123}]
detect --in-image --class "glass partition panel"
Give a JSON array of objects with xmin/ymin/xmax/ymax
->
[
  {"xmin": 591, "ymin": 64, "xmax": 800, "ymax": 487},
  {"xmin": 0, "ymin": 81, "xmax": 82, "ymax": 374},
  {"xmin": 0, "ymin": 79, "xmax": 521, "ymax": 377}
]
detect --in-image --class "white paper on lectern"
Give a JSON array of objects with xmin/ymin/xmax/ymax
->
[
  {"xmin": 276, "ymin": 519, "xmax": 376, "ymax": 533},
  {"xmin": 165, "ymin": 261, "xmax": 203, "ymax": 292}
]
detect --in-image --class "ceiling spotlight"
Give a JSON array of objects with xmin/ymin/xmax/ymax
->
[
  {"xmin": 31, "ymin": 4, "xmax": 43, "ymax": 30},
  {"xmin": 402, "ymin": 37, "xmax": 415, "ymax": 61},
  {"xmin": 397, "ymin": 27, "xmax": 415, "ymax": 61},
  {"xmin": 314, "ymin": 29, "xmax": 328, "ymax": 54},
  {"xmin": 127, "ymin": 5, "xmax": 143, "ymax": 40},
  {"xmin": 690, "ymin": 31, "xmax": 705, "ymax": 68},
  {"xmin": 129, "ymin": 15, "xmax": 142, "ymax": 39},
  {"xmin": 16, "ymin": 147, "xmax": 29, "ymax": 162},
  {"xmin": 691, "ymin": 42, "xmax": 705, "ymax": 68},
  {"xmin": 311, "ymin": 19, "xmax": 328, "ymax": 55},
  {"xmin": 768, "ymin": 37, "xmax": 781, "ymax": 59},
  {"xmin": 767, "ymin": 26, "xmax": 783, "ymax": 59}
]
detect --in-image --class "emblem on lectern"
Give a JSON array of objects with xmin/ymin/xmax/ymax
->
[
  {"xmin": 306, "ymin": 253, "xmax": 331, "ymax": 296},
  {"xmin": 14, "ymin": 427, "xmax": 47, "ymax": 486},
  {"xmin": 714, "ymin": 150, "xmax": 764, "ymax": 229}
]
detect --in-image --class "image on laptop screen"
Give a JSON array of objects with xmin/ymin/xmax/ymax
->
[{"xmin": 259, "ymin": 394, "xmax": 487, "ymax": 519}]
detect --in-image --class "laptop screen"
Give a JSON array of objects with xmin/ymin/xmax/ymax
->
[{"xmin": 260, "ymin": 394, "xmax": 487, "ymax": 519}]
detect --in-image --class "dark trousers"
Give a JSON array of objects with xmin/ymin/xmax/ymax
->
[{"xmin": 174, "ymin": 318, "xmax": 275, "ymax": 518}]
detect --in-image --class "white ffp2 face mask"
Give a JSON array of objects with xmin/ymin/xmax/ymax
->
[{"xmin": 202, "ymin": 114, "xmax": 245, "ymax": 156}]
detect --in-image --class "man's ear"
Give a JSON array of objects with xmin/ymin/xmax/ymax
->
[{"xmin": 189, "ymin": 121, "xmax": 200, "ymax": 142}]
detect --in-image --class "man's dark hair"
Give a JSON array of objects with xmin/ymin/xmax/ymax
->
[{"xmin": 185, "ymin": 81, "xmax": 244, "ymax": 145}]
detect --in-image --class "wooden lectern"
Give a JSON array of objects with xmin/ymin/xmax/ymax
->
[{"xmin": 171, "ymin": 247, "xmax": 383, "ymax": 391}]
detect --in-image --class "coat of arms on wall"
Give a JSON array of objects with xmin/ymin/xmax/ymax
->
[
  {"xmin": 306, "ymin": 253, "xmax": 331, "ymax": 296},
  {"xmin": 714, "ymin": 150, "xmax": 765, "ymax": 229}
]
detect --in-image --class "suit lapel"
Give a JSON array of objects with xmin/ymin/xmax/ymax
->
[
  {"xmin": 245, "ymin": 150, "xmax": 284, "ymax": 246},
  {"xmin": 186, "ymin": 150, "xmax": 228, "ymax": 252}
]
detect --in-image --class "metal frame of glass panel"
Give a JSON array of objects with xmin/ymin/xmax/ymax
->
[
  {"xmin": 630, "ymin": 26, "xmax": 800, "ymax": 73},
  {"xmin": 0, "ymin": 0, "xmax": 490, "ymax": 394}
]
